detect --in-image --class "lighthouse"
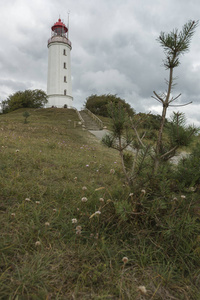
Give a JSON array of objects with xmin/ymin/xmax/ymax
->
[{"xmin": 47, "ymin": 18, "xmax": 73, "ymax": 108}]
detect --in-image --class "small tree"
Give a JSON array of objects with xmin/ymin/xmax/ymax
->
[
  {"xmin": 175, "ymin": 142, "xmax": 200, "ymax": 188},
  {"xmin": 23, "ymin": 111, "xmax": 30, "ymax": 124},
  {"xmin": 2, "ymin": 89, "xmax": 48, "ymax": 113},
  {"xmin": 102, "ymin": 102, "xmax": 150, "ymax": 186},
  {"xmin": 167, "ymin": 112, "xmax": 198, "ymax": 148},
  {"xmin": 152, "ymin": 20, "xmax": 198, "ymax": 172}
]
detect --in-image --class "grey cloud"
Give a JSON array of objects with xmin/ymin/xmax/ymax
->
[{"xmin": 0, "ymin": 0, "xmax": 200, "ymax": 125}]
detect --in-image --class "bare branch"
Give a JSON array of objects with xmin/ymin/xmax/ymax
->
[
  {"xmin": 160, "ymin": 145, "xmax": 178, "ymax": 159},
  {"xmin": 153, "ymin": 91, "xmax": 165, "ymax": 103},
  {"xmin": 151, "ymin": 96, "xmax": 163, "ymax": 104},
  {"xmin": 141, "ymin": 131, "xmax": 146, "ymax": 141},
  {"xmin": 169, "ymin": 93, "xmax": 181, "ymax": 103},
  {"xmin": 132, "ymin": 126, "xmax": 145, "ymax": 148},
  {"xmin": 169, "ymin": 101, "xmax": 192, "ymax": 107}
]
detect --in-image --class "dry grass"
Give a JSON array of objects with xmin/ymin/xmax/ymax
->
[{"xmin": 0, "ymin": 108, "xmax": 199, "ymax": 299}]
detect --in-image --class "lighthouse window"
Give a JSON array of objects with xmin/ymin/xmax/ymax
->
[
  {"xmin": 64, "ymin": 62, "xmax": 66, "ymax": 69},
  {"xmin": 64, "ymin": 76, "xmax": 67, "ymax": 82},
  {"xmin": 63, "ymin": 49, "xmax": 66, "ymax": 55},
  {"xmin": 64, "ymin": 89, "xmax": 67, "ymax": 95}
]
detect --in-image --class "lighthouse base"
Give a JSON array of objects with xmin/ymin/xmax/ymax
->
[{"xmin": 46, "ymin": 95, "xmax": 73, "ymax": 108}]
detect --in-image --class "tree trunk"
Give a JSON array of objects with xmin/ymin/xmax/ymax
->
[
  {"xmin": 118, "ymin": 136, "xmax": 130, "ymax": 185},
  {"xmin": 154, "ymin": 67, "xmax": 173, "ymax": 173}
]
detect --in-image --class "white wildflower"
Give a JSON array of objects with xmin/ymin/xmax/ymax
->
[
  {"xmin": 81, "ymin": 197, "xmax": 88, "ymax": 202},
  {"xmin": 138, "ymin": 285, "xmax": 147, "ymax": 295},
  {"xmin": 45, "ymin": 222, "xmax": 50, "ymax": 226},
  {"xmin": 72, "ymin": 218, "xmax": 78, "ymax": 224},
  {"xmin": 122, "ymin": 257, "xmax": 128, "ymax": 264},
  {"xmin": 76, "ymin": 225, "xmax": 82, "ymax": 231},
  {"xmin": 76, "ymin": 225, "xmax": 82, "ymax": 235},
  {"xmin": 35, "ymin": 241, "xmax": 41, "ymax": 246}
]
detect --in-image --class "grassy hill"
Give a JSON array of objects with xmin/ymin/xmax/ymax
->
[{"xmin": 0, "ymin": 108, "xmax": 199, "ymax": 299}]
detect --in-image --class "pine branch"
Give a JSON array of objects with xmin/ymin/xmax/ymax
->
[{"xmin": 177, "ymin": 20, "xmax": 199, "ymax": 53}]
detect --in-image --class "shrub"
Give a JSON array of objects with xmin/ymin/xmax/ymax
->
[
  {"xmin": 85, "ymin": 94, "xmax": 135, "ymax": 117},
  {"xmin": 174, "ymin": 143, "xmax": 200, "ymax": 188},
  {"xmin": 2, "ymin": 89, "xmax": 48, "ymax": 113},
  {"xmin": 23, "ymin": 111, "xmax": 30, "ymax": 124}
]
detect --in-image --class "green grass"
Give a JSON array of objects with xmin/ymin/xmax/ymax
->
[{"xmin": 0, "ymin": 108, "xmax": 200, "ymax": 299}]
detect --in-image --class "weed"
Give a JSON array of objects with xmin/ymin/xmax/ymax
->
[{"xmin": 0, "ymin": 108, "xmax": 199, "ymax": 299}]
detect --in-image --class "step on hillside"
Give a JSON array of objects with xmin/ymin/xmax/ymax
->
[{"xmin": 79, "ymin": 110, "xmax": 102, "ymax": 130}]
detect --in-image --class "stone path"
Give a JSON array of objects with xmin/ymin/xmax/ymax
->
[
  {"xmin": 80, "ymin": 110, "xmax": 103, "ymax": 130},
  {"xmin": 89, "ymin": 129, "xmax": 109, "ymax": 140},
  {"xmin": 169, "ymin": 151, "xmax": 190, "ymax": 165}
]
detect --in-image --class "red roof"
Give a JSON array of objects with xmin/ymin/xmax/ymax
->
[{"xmin": 51, "ymin": 18, "xmax": 68, "ymax": 33}]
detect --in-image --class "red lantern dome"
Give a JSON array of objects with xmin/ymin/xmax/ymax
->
[{"xmin": 51, "ymin": 18, "xmax": 68, "ymax": 36}]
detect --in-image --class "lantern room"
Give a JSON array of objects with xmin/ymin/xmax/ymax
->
[{"xmin": 51, "ymin": 18, "xmax": 68, "ymax": 37}]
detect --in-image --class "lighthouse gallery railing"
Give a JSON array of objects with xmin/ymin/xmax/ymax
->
[{"xmin": 48, "ymin": 36, "xmax": 72, "ymax": 47}]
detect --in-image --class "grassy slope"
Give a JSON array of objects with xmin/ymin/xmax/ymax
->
[{"xmin": 0, "ymin": 108, "xmax": 199, "ymax": 299}]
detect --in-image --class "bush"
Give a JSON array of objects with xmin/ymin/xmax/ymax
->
[
  {"xmin": 23, "ymin": 111, "xmax": 30, "ymax": 124},
  {"xmin": 2, "ymin": 89, "xmax": 48, "ymax": 113},
  {"xmin": 174, "ymin": 143, "xmax": 200, "ymax": 188},
  {"xmin": 167, "ymin": 112, "xmax": 198, "ymax": 148},
  {"xmin": 136, "ymin": 113, "xmax": 163, "ymax": 130},
  {"xmin": 85, "ymin": 94, "xmax": 135, "ymax": 117}
]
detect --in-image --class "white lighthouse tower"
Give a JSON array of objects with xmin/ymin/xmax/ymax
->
[{"xmin": 47, "ymin": 18, "xmax": 73, "ymax": 108}]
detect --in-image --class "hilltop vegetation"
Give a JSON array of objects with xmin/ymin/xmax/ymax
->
[
  {"xmin": 1, "ymin": 89, "xmax": 48, "ymax": 113},
  {"xmin": 0, "ymin": 108, "xmax": 200, "ymax": 299},
  {"xmin": 85, "ymin": 94, "xmax": 135, "ymax": 117}
]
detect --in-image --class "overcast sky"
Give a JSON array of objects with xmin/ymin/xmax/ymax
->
[{"xmin": 1, "ymin": 0, "xmax": 200, "ymax": 125}]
